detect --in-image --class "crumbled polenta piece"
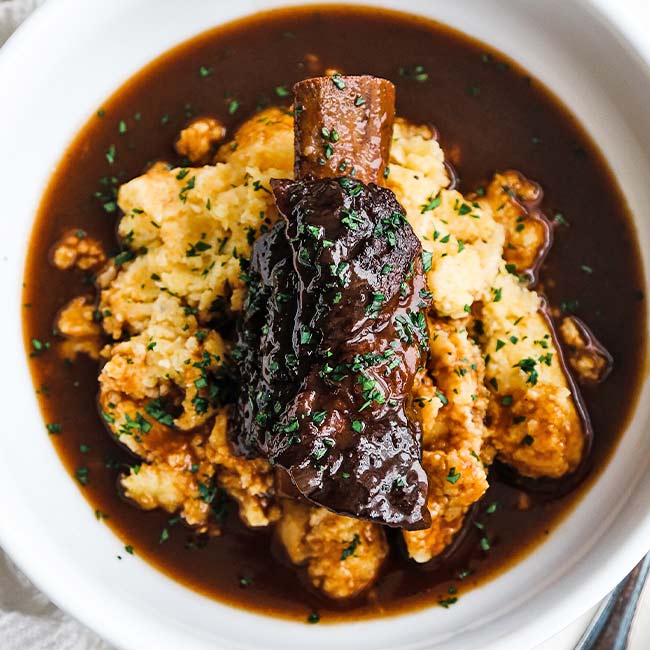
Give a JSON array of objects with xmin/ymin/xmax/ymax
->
[
  {"xmin": 206, "ymin": 411, "xmax": 280, "ymax": 528},
  {"xmin": 479, "ymin": 268, "xmax": 585, "ymax": 478},
  {"xmin": 52, "ymin": 229, "xmax": 106, "ymax": 272},
  {"xmin": 56, "ymin": 296, "xmax": 102, "ymax": 360},
  {"xmin": 482, "ymin": 170, "xmax": 551, "ymax": 277},
  {"xmin": 404, "ymin": 321, "xmax": 489, "ymax": 563},
  {"xmin": 175, "ymin": 116, "xmax": 226, "ymax": 165},
  {"xmin": 277, "ymin": 499, "xmax": 388, "ymax": 599}
]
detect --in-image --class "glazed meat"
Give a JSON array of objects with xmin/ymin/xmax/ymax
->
[{"xmin": 232, "ymin": 76, "xmax": 430, "ymax": 529}]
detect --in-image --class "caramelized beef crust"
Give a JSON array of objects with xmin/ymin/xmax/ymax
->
[{"xmin": 232, "ymin": 177, "xmax": 430, "ymax": 529}]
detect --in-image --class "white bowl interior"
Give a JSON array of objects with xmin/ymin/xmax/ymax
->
[{"xmin": 0, "ymin": 1, "xmax": 648, "ymax": 649}]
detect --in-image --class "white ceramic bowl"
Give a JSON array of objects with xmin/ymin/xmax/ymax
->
[{"xmin": 0, "ymin": 1, "xmax": 649, "ymax": 649}]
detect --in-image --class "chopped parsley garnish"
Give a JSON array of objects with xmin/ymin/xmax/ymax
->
[
  {"xmin": 282, "ymin": 418, "xmax": 299, "ymax": 433},
  {"xmin": 252, "ymin": 180, "xmax": 271, "ymax": 194},
  {"xmin": 186, "ymin": 239, "xmax": 211, "ymax": 257},
  {"xmin": 340, "ymin": 534, "xmax": 361, "ymax": 560},
  {"xmin": 145, "ymin": 399, "xmax": 175, "ymax": 427},
  {"xmin": 539, "ymin": 352, "xmax": 553, "ymax": 366},
  {"xmin": 561, "ymin": 299, "xmax": 579, "ymax": 314},
  {"xmin": 46, "ymin": 423, "xmax": 62, "ymax": 434},
  {"xmin": 30, "ymin": 338, "xmax": 50, "ymax": 356},
  {"xmin": 446, "ymin": 467, "xmax": 461, "ymax": 484},
  {"xmin": 421, "ymin": 251, "xmax": 433, "ymax": 272},
  {"xmin": 117, "ymin": 412, "xmax": 151, "ymax": 438},
  {"xmin": 105, "ymin": 144, "xmax": 116, "ymax": 165},
  {"xmin": 398, "ymin": 65, "xmax": 429, "ymax": 82},
  {"xmin": 435, "ymin": 390, "xmax": 448, "ymax": 406},
  {"xmin": 102, "ymin": 411, "xmax": 115, "ymax": 424},
  {"xmin": 357, "ymin": 373, "xmax": 386, "ymax": 411},
  {"xmin": 75, "ymin": 467, "xmax": 89, "ymax": 486},
  {"xmin": 197, "ymin": 481, "xmax": 217, "ymax": 504},
  {"xmin": 337, "ymin": 177, "xmax": 362, "ymax": 197},
  {"xmin": 366, "ymin": 292, "xmax": 385, "ymax": 318},
  {"xmin": 299, "ymin": 327, "xmax": 312, "ymax": 344},
  {"xmin": 311, "ymin": 411, "xmax": 327, "ymax": 426},
  {"xmin": 514, "ymin": 357, "xmax": 539, "ymax": 385},
  {"xmin": 421, "ymin": 195, "xmax": 441, "ymax": 213},
  {"xmin": 192, "ymin": 395, "xmax": 209, "ymax": 414},
  {"xmin": 341, "ymin": 209, "xmax": 363, "ymax": 230},
  {"xmin": 179, "ymin": 176, "xmax": 196, "ymax": 203},
  {"xmin": 114, "ymin": 250, "xmax": 135, "ymax": 267}
]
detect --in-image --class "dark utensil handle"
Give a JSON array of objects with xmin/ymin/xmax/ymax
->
[{"xmin": 574, "ymin": 554, "xmax": 650, "ymax": 650}]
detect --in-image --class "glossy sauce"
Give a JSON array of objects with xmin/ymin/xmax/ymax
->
[{"xmin": 22, "ymin": 5, "xmax": 646, "ymax": 622}]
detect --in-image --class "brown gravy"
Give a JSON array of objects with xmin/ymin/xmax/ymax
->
[{"xmin": 22, "ymin": 5, "xmax": 647, "ymax": 622}]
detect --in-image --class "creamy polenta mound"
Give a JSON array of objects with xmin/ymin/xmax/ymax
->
[{"xmin": 55, "ymin": 108, "xmax": 587, "ymax": 597}]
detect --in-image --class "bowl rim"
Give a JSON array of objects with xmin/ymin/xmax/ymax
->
[{"xmin": 0, "ymin": 1, "xmax": 649, "ymax": 649}]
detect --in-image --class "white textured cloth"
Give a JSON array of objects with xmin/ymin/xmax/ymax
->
[
  {"xmin": 0, "ymin": 553, "xmax": 108, "ymax": 649},
  {"xmin": 0, "ymin": 0, "xmax": 42, "ymax": 46},
  {"xmin": 0, "ymin": 4, "xmax": 110, "ymax": 647}
]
